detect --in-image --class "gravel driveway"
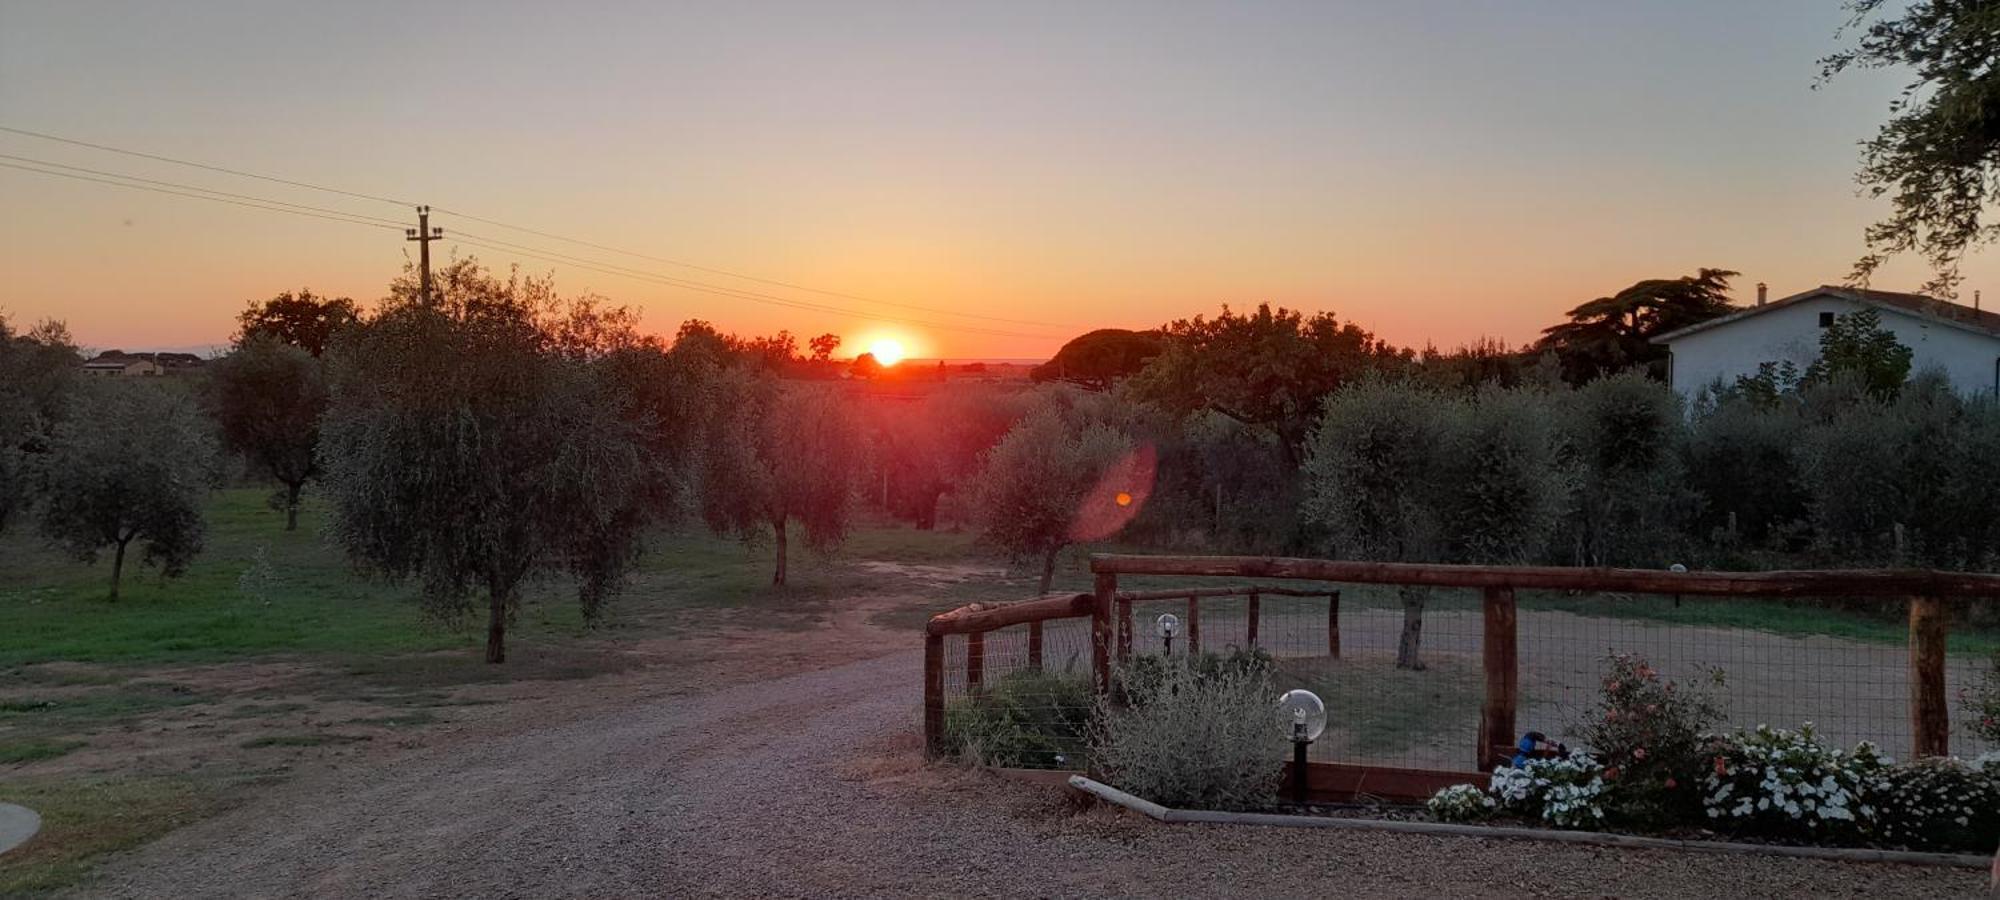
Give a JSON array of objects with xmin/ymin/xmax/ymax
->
[{"xmin": 77, "ymin": 650, "xmax": 1982, "ymax": 898}]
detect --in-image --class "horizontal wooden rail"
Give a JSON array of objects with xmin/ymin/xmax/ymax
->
[
  {"xmin": 1116, "ymin": 584, "xmax": 1334, "ymax": 602},
  {"xmin": 925, "ymin": 592, "xmax": 1092, "ymax": 636},
  {"xmin": 1091, "ymin": 555, "xmax": 2000, "ymax": 598}
]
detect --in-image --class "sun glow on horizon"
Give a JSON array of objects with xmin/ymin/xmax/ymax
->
[{"xmin": 868, "ymin": 338, "xmax": 906, "ymax": 366}]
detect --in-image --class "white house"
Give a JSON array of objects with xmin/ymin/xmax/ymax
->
[{"xmin": 1652, "ymin": 285, "xmax": 2000, "ymax": 398}]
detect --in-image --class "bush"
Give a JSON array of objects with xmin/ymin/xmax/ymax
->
[
  {"xmin": 1426, "ymin": 783, "xmax": 1494, "ymax": 823},
  {"xmin": 1701, "ymin": 724, "xmax": 1885, "ymax": 843},
  {"xmin": 942, "ymin": 670, "xmax": 1093, "ymax": 769},
  {"xmin": 1111, "ymin": 646, "xmax": 1273, "ymax": 707},
  {"xmin": 1090, "ymin": 655, "xmax": 1286, "ymax": 810},
  {"xmin": 1489, "ymin": 752, "xmax": 1610, "ymax": 829},
  {"xmin": 1965, "ymin": 650, "xmax": 2000, "ymax": 745},
  {"xmin": 1867, "ymin": 756, "xmax": 2000, "ymax": 852},
  {"xmin": 1569, "ymin": 653, "xmax": 1721, "ymax": 827}
]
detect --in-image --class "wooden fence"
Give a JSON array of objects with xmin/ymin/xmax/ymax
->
[{"xmin": 923, "ymin": 554, "xmax": 2000, "ymax": 797}]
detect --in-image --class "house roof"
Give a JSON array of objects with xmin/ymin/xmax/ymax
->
[{"xmin": 1650, "ymin": 285, "xmax": 2000, "ymax": 344}]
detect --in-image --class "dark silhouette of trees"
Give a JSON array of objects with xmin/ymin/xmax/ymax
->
[
  {"xmin": 1030, "ymin": 328, "xmax": 1163, "ymax": 390},
  {"xmin": 1536, "ymin": 269, "xmax": 1738, "ymax": 384},
  {"xmin": 699, "ymin": 380, "xmax": 863, "ymax": 586},
  {"xmin": 38, "ymin": 382, "xmax": 218, "ymax": 599},
  {"xmin": 319, "ymin": 260, "xmax": 693, "ymax": 663},
  {"xmin": 1821, "ymin": 1, "xmax": 2000, "ymax": 295},
  {"xmin": 0, "ymin": 315, "xmax": 81, "ymax": 533},
  {"xmin": 205, "ymin": 337, "xmax": 328, "ymax": 530},
  {"xmin": 1804, "ymin": 308, "xmax": 1914, "ymax": 398},
  {"xmin": 235, "ymin": 289, "xmax": 360, "ymax": 356}
]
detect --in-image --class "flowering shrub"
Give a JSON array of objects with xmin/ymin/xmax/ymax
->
[
  {"xmin": 1090, "ymin": 657, "xmax": 1286, "ymax": 810},
  {"xmin": 1702, "ymin": 724, "xmax": 1885, "ymax": 843},
  {"xmin": 1490, "ymin": 752, "xmax": 1610, "ymax": 829},
  {"xmin": 1867, "ymin": 756, "xmax": 2000, "ymax": 852},
  {"xmin": 1962, "ymin": 650, "xmax": 2000, "ymax": 745},
  {"xmin": 1426, "ymin": 783, "xmax": 1493, "ymax": 823},
  {"xmin": 1571, "ymin": 653, "xmax": 1721, "ymax": 827}
]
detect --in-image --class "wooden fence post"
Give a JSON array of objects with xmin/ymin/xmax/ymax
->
[
  {"xmin": 1027, "ymin": 621, "xmax": 1043, "ymax": 669},
  {"xmin": 1116, "ymin": 595, "xmax": 1134, "ymax": 662},
  {"xmin": 924, "ymin": 633, "xmax": 945, "ymax": 758},
  {"xmin": 1909, "ymin": 595, "xmax": 1949, "ymax": 758},
  {"xmin": 1092, "ymin": 572, "xmax": 1116, "ymax": 694},
  {"xmin": 1187, "ymin": 595, "xmax": 1201, "ymax": 656},
  {"xmin": 1246, "ymin": 590, "xmax": 1260, "ymax": 648},
  {"xmin": 1478, "ymin": 586, "xmax": 1518, "ymax": 772},
  {"xmin": 966, "ymin": 631, "xmax": 984, "ymax": 694},
  {"xmin": 1327, "ymin": 590, "xmax": 1342, "ymax": 659}
]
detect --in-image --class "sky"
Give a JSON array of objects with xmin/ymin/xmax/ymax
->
[{"xmin": 0, "ymin": 0, "xmax": 1985, "ymax": 360}]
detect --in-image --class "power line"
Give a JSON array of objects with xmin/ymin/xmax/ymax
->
[
  {"xmin": 0, "ymin": 124, "xmax": 1076, "ymax": 332},
  {"xmin": 0, "ymin": 159, "xmax": 404, "ymax": 231},
  {"xmin": 0, "ymin": 152, "xmax": 407, "ymax": 227}
]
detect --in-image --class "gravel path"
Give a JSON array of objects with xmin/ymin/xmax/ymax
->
[{"xmin": 79, "ymin": 650, "xmax": 1981, "ymax": 898}]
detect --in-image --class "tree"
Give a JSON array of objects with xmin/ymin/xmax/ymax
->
[
  {"xmin": 973, "ymin": 401, "xmax": 1137, "ymax": 593},
  {"xmin": 38, "ymin": 383, "xmax": 218, "ymax": 599},
  {"xmin": 700, "ymin": 380, "xmax": 864, "ymax": 586},
  {"xmin": 235, "ymin": 289, "xmax": 360, "ymax": 356},
  {"xmin": 1127, "ymin": 303, "xmax": 1409, "ymax": 467},
  {"xmin": 1030, "ymin": 329, "xmax": 1163, "ymax": 390},
  {"xmin": 850, "ymin": 352, "xmax": 883, "ymax": 379},
  {"xmin": 1432, "ymin": 388, "xmax": 1575, "ymax": 568},
  {"xmin": 1301, "ymin": 380, "xmax": 1446, "ymax": 669},
  {"xmin": 204, "ymin": 336, "xmax": 329, "ymax": 530},
  {"xmin": 319, "ymin": 259, "xmax": 687, "ymax": 663},
  {"xmin": 1803, "ymin": 308, "xmax": 1914, "ymax": 398},
  {"xmin": 1820, "ymin": 1, "xmax": 2000, "ymax": 295},
  {"xmin": 1536, "ymin": 269, "xmax": 1738, "ymax": 384},
  {"xmin": 808, "ymin": 333, "xmax": 841, "ymax": 362},
  {"xmin": 0, "ymin": 315, "xmax": 81, "ymax": 532},
  {"xmin": 1558, "ymin": 373, "xmax": 1692, "ymax": 567}
]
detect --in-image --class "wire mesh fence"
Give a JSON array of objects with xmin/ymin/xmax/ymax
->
[{"xmin": 927, "ymin": 577, "xmax": 2000, "ymax": 777}]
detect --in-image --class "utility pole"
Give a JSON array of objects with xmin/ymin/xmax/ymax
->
[{"xmin": 405, "ymin": 205, "xmax": 443, "ymax": 301}]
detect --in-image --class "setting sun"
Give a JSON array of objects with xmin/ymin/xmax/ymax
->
[{"xmin": 868, "ymin": 339, "xmax": 906, "ymax": 366}]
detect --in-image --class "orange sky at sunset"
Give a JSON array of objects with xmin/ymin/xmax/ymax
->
[{"xmin": 5, "ymin": 2, "xmax": 1998, "ymax": 360}]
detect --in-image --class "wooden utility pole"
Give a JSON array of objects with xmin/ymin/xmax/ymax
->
[{"xmin": 405, "ymin": 205, "xmax": 443, "ymax": 301}]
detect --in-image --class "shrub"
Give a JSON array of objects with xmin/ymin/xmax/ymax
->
[
  {"xmin": 1867, "ymin": 756, "xmax": 2000, "ymax": 852},
  {"xmin": 1427, "ymin": 783, "xmax": 1494, "ymax": 823},
  {"xmin": 1965, "ymin": 650, "xmax": 2000, "ymax": 745},
  {"xmin": 1490, "ymin": 751, "xmax": 1610, "ymax": 829},
  {"xmin": 1112, "ymin": 646, "xmax": 1274, "ymax": 707},
  {"xmin": 1701, "ymin": 724, "xmax": 1885, "ymax": 843},
  {"xmin": 1090, "ymin": 656, "xmax": 1286, "ymax": 810},
  {"xmin": 1570, "ymin": 653, "xmax": 1721, "ymax": 827},
  {"xmin": 942, "ymin": 670, "xmax": 1093, "ymax": 769}
]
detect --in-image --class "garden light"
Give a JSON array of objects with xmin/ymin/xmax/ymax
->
[
  {"xmin": 1277, "ymin": 689, "xmax": 1325, "ymax": 805},
  {"xmin": 1156, "ymin": 613, "xmax": 1180, "ymax": 654}
]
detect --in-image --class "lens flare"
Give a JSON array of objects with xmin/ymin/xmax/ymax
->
[{"xmin": 1069, "ymin": 445, "xmax": 1157, "ymax": 542}]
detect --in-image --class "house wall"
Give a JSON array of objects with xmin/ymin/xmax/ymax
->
[{"xmin": 1666, "ymin": 296, "xmax": 2000, "ymax": 397}]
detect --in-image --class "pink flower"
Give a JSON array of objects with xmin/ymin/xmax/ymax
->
[
  {"xmin": 1634, "ymin": 748, "xmax": 1649, "ymax": 761},
  {"xmin": 1665, "ymin": 777, "xmax": 1678, "ymax": 789},
  {"xmin": 1604, "ymin": 767, "xmax": 1620, "ymax": 781},
  {"xmin": 1714, "ymin": 757, "xmax": 1728, "ymax": 777}
]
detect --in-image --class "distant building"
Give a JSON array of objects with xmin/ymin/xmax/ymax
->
[
  {"xmin": 78, "ymin": 350, "xmax": 205, "ymax": 377},
  {"xmin": 1652, "ymin": 285, "xmax": 2000, "ymax": 398}
]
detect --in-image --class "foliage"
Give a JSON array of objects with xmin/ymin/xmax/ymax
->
[
  {"xmin": 1965, "ymin": 650, "xmax": 2000, "ymax": 745},
  {"xmin": 972, "ymin": 398, "xmax": 1135, "ymax": 592},
  {"xmin": 1127, "ymin": 303, "xmax": 1408, "ymax": 466},
  {"xmin": 1802, "ymin": 308, "xmax": 1913, "ymax": 398},
  {"xmin": 1819, "ymin": 0, "xmax": 2000, "ymax": 295},
  {"xmin": 1030, "ymin": 328, "xmax": 1163, "ymax": 390},
  {"xmin": 1090, "ymin": 655, "xmax": 1287, "ymax": 810},
  {"xmin": 234, "ymin": 289, "xmax": 360, "ymax": 356},
  {"xmin": 1433, "ymin": 387, "xmax": 1577, "ymax": 565},
  {"xmin": 1684, "ymin": 392, "xmax": 1807, "ymax": 550},
  {"xmin": 203, "ymin": 336, "xmax": 329, "ymax": 530},
  {"xmin": 1110, "ymin": 646, "xmax": 1274, "ymax": 708},
  {"xmin": 1701, "ymin": 724, "xmax": 1885, "ymax": 843},
  {"xmin": 942, "ymin": 669, "xmax": 1093, "ymax": 769},
  {"xmin": 1536, "ymin": 269, "xmax": 1738, "ymax": 383},
  {"xmin": 870, "ymin": 385, "xmax": 1029, "ymax": 530},
  {"xmin": 1426, "ymin": 783, "xmax": 1495, "ymax": 823},
  {"xmin": 1570, "ymin": 653, "xmax": 1722, "ymax": 827},
  {"xmin": 1867, "ymin": 756, "xmax": 2000, "ymax": 852},
  {"xmin": 0, "ymin": 315, "xmax": 81, "ymax": 533},
  {"xmin": 1489, "ymin": 752, "xmax": 1611, "ymax": 829},
  {"xmin": 36, "ymin": 382, "xmax": 219, "ymax": 599},
  {"xmin": 698, "ymin": 378, "xmax": 864, "ymax": 586},
  {"xmin": 320, "ymin": 259, "xmax": 694, "ymax": 662},
  {"xmin": 1558, "ymin": 373, "xmax": 1690, "ymax": 567}
]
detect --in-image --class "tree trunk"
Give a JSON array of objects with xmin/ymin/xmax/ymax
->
[
  {"xmin": 1038, "ymin": 545, "xmax": 1060, "ymax": 594},
  {"xmin": 284, "ymin": 481, "xmax": 303, "ymax": 531},
  {"xmin": 773, "ymin": 517, "xmax": 789, "ymax": 587},
  {"xmin": 1395, "ymin": 584, "xmax": 1427, "ymax": 671},
  {"xmin": 109, "ymin": 538, "xmax": 129, "ymax": 601},
  {"xmin": 485, "ymin": 587, "xmax": 507, "ymax": 664}
]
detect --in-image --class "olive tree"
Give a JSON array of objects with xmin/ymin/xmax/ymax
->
[
  {"xmin": 319, "ymin": 260, "xmax": 689, "ymax": 662},
  {"xmin": 37, "ymin": 382, "xmax": 218, "ymax": 599},
  {"xmin": 0, "ymin": 315, "xmax": 81, "ymax": 532},
  {"xmin": 699, "ymin": 378, "xmax": 864, "ymax": 586},
  {"xmin": 204, "ymin": 336, "xmax": 328, "ymax": 530},
  {"xmin": 973, "ymin": 400, "xmax": 1136, "ymax": 593},
  {"xmin": 1557, "ymin": 373, "xmax": 1691, "ymax": 567}
]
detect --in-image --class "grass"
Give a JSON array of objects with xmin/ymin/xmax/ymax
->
[
  {"xmin": 0, "ymin": 776, "xmax": 230, "ymax": 896},
  {"xmin": 0, "ymin": 683, "xmax": 212, "ymax": 726},
  {"xmin": 1278, "ymin": 654, "xmax": 1484, "ymax": 761},
  {"xmin": 238, "ymin": 733, "xmax": 372, "ymax": 749},
  {"xmin": 0, "ymin": 740, "xmax": 85, "ymax": 765}
]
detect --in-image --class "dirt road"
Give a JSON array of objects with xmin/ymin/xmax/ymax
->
[{"xmin": 77, "ymin": 650, "xmax": 1980, "ymax": 899}]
